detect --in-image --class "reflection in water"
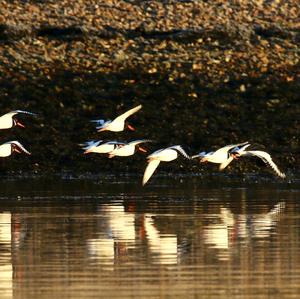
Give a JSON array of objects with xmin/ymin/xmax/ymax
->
[
  {"xmin": 144, "ymin": 215, "xmax": 178, "ymax": 265},
  {"xmin": 236, "ymin": 202, "xmax": 285, "ymax": 239},
  {"xmin": 0, "ymin": 179, "xmax": 299, "ymax": 298},
  {"xmin": 86, "ymin": 203, "xmax": 179, "ymax": 266},
  {"xmin": 87, "ymin": 238, "xmax": 114, "ymax": 265},
  {"xmin": 86, "ymin": 202, "xmax": 136, "ymax": 267},
  {"xmin": 103, "ymin": 203, "xmax": 136, "ymax": 243},
  {"xmin": 203, "ymin": 202, "xmax": 285, "ymax": 260},
  {"xmin": 0, "ymin": 212, "xmax": 12, "ymax": 298}
]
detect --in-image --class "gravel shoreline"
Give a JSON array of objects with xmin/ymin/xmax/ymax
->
[{"xmin": 0, "ymin": 0, "xmax": 299, "ymax": 175}]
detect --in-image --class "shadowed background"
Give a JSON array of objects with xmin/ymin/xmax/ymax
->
[{"xmin": 0, "ymin": 0, "xmax": 299, "ymax": 175}]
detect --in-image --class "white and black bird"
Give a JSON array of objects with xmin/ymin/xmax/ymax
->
[
  {"xmin": 0, "ymin": 110, "xmax": 36, "ymax": 130},
  {"xmin": 230, "ymin": 145, "xmax": 286, "ymax": 178},
  {"xmin": 92, "ymin": 104, "xmax": 142, "ymax": 132},
  {"xmin": 82, "ymin": 140, "xmax": 125, "ymax": 154},
  {"xmin": 142, "ymin": 145, "xmax": 190, "ymax": 186},
  {"xmin": 0, "ymin": 141, "xmax": 31, "ymax": 157},
  {"xmin": 108, "ymin": 139, "xmax": 151, "ymax": 158},
  {"xmin": 192, "ymin": 142, "xmax": 249, "ymax": 171}
]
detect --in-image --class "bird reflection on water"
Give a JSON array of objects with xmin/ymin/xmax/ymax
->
[
  {"xmin": 0, "ymin": 212, "xmax": 12, "ymax": 299},
  {"xmin": 0, "ymin": 179, "xmax": 298, "ymax": 298},
  {"xmin": 203, "ymin": 202, "xmax": 285, "ymax": 260}
]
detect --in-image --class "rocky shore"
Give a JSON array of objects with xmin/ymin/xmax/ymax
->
[{"xmin": 0, "ymin": 0, "xmax": 299, "ymax": 176}]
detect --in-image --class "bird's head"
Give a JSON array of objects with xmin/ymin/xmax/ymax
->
[{"xmin": 11, "ymin": 142, "xmax": 31, "ymax": 155}]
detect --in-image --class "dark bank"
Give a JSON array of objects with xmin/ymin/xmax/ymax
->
[{"xmin": 0, "ymin": 0, "xmax": 299, "ymax": 177}]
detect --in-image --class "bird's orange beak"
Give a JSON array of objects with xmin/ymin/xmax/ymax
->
[
  {"xmin": 16, "ymin": 120, "xmax": 25, "ymax": 128},
  {"xmin": 138, "ymin": 146, "xmax": 147, "ymax": 153},
  {"xmin": 14, "ymin": 148, "xmax": 22, "ymax": 154},
  {"xmin": 127, "ymin": 124, "xmax": 135, "ymax": 131}
]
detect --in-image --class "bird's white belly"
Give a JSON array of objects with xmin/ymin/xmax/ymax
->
[
  {"xmin": 112, "ymin": 146, "xmax": 134, "ymax": 156},
  {"xmin": 0, "ymin": 116, "xmax": 13, "ymax": 129},
  {"xmin": 0, "ymin": 144, "xmax": 12, "ymax": 157},
  {"xmin": 108, "ymin": 121, "xmax": 124, "ymax": 132},
  {"xmin": 158, "ymin": 149, "xmax": 178, "ymax": 162},
  {"xmin": 94, "ymin": 144, "xmax": 115, "ymax": 153},
  {"xmin": 207, "ymin": 153, "xmax": 227, "ymax": 163}
]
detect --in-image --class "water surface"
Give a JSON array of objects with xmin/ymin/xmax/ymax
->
[{"xmin": 0, "ymin": 175, "xmax": 299, "ymax": 298}]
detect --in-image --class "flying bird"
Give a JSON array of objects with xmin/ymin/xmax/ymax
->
[
  {"xmin": 0, "ymin": 110, "xmax": 36, "ymax": 129},
  {"xmin": 82, "ymin": 140, "xmax": 125, "ymax": 154},
  {"xmin": 230, "ymin": 145, "xmax": 286, "ymax": 178},
  {"xmin": 142, "ymin": 145, "xmax": 190, "ymax": 186},
  {"xmin": 0, "ymin": 141, "xmax": 31, "ymax": 157},
  {"xmin": 108, "ymin": 139, "xmax": 151, "ymax": 158},
  {"xmin": 192, "ymin": 142, "xmax": 249, "ymax": 171},
  {"xmin": 92, "ymin": 104, "xmax": 142, "ymax": 132}
]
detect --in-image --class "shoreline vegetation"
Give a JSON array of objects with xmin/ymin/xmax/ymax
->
[{"xmin": 0, "ymin": 0, "xmax": 299, "ymax": 176}]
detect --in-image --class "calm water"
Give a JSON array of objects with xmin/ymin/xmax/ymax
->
[{"xmin": 0, "ymin": 175, "xmax": 299, "ymax": 298}]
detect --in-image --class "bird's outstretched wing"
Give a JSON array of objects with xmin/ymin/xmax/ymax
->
[
  {"xmin": 81, "ymin": 140, "xmax": 102, "ymax": 150},
  {"xmin": 143, "ymin": 159, "xmax": 160, "ymax": 186},
  {"xmin": 4, "ymin": 110, "xmax": 37, "ymax": 118},
  {"xmin": 128, "ymin": 139, "xmax": 152, "ymax": 146},
  {"xmin": 114, "ymin": 104, "xmax": 142, "ymax": 122},
  {"xmin": 8, "ymin": 141, "xmax": 31, "ymax": 155},
  {"xmin": 91, "ymin": 119, "xmax": 106, "ymax": 125},
  {"xmin": 171, "ymin": 145, "xmax": 190, "ymax": 159},
  {"xmin": 191, "ymin": 151, "xmax": 207, "ymax": 159},
  {"xmin": 12, "ymin": 110, "xmax": 37, "ymax": 116},
  {"xmin": 214, "ymin": 141, "xmax": 249, "ymax": 156},
  {"xmin": 246, "ymin": 150, "xmax": 286, "ymax": 178},
  {"xmin": 106, "ymin": 141, "xmax": 126, "ymax": 146},
  {"xmin": 230, "ymin": 143, "xmax": 251, "ymax": 155}
]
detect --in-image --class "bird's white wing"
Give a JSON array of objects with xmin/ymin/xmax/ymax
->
[
  {"xmin": 1, "ymin": 111, "xmax": 19, "ymax": 118},
  {"xmin": 247, "ymin": 150, "xmax": 286, "ymax": 178},
  {"xmin": 106, "ymin": 141, "xmax": 125, "ymax": 145},
  {"xmin": 171, "ymin": 145, "xmax": 190, "ymax": 159},
  {"xmin": 114, "ymin": 104, "xmax": 142, "ymax": 122},
  {"xmin": 230, "ymin": 143, "xmax": 251, "ymax": 154},
  {"xmin": 268, "ymin": 202, "xmax": 285, "ymax": 216},
  {"xmin": 219, "ymin": 156, "xmax": 234, "ymax": 170},
  {"xmin": 214, "ymin": 141, "xmax": 249, "ymax": 156},
  {"xmin": 81, "ymin": 140, "xmax": 102, "ymax": 150},
  {"xmin": 95, "ymin": 119, "xmax": 112, "ymax": 130},
  {"xmin": 191, "ymin": 151, "xmax": 207, "ymax": 159},
  {"xmin": 9, "ymin": 141, "xmax": 31, "ymax": 155},
  {"xmin": 128, "ymin": 139, "xmax": 152, "ymax": 146},
  {"xmin": 91, "ymin": 119, "xmax": 106, "ymax": 125},
  {"xmin": 142, "ymin": 159, "xmax": 160, "ymax": 186}
]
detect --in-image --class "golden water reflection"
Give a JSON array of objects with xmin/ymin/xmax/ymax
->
[
  {"xmin": 0, "ymin": 185, "xmax": 299, "ymax": 298},
  {"xmin": 203, "ymin": 202, "xmax": 285, "ymax": 260},
  {"xmin": 0, "ymin": 212, "xmax": 12, "ymax": 299}
]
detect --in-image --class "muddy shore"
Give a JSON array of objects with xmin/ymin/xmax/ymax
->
[{"xmin": 0, "ymin": 0, "xmax": 299, "ymax": 177}]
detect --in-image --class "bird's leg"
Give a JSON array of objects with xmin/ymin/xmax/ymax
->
[
  {"xmin": 138, "ymin": 146, "xmax": 147, "ymax": 153},
  {"xmin": 16, "ymin": 120, "xmax": 25, "ymax": 128}
]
